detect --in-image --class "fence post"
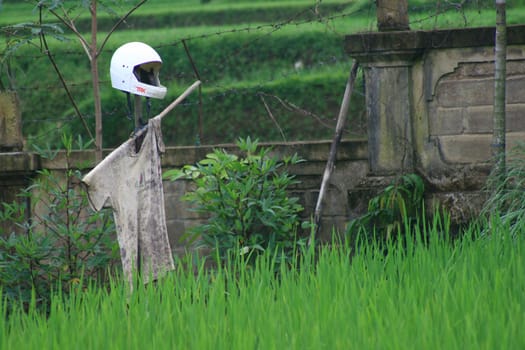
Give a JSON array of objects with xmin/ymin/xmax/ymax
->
[{"xmin": 376, "ymin": 0, "xmax": 410, "ymax": 32}]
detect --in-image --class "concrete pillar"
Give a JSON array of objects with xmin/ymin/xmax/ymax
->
[
  {"xmin": 0, "ymin": 91, "xmax": 24, "ymax": 151},
  {"xmin": 344, "ymin": 30, "xmax": 425, "ymax": 174},
  {"xmin": 352, "ymin": 51, "xmax": 422, "ymax": 175},
  {"xmin": 364, "ymin": 61, "xmax": 415, "ymax": 174},
  {"xmin": 0, "ymin": 91, "xmax": 33, "ymax": 235}
]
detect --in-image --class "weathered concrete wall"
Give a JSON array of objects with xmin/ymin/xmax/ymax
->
[
  {"xmin": 0, "ymin": 92, "xmax": 29, "ymax": 233},
  {"xmin": 155, "ymin": 141, "xmax": 369, "ymax": 250},
  {"xmin": 0, "ymin": 88, "xmax": 35, "ymax": 233},
  {"xmin": 420, "ymin": 51, "xmax": 525, "ymax": 166},
  {"xmin": 345, "ymin": 24, "xmax": 525, "ymax": 222},
  {"xmin": 0, "ymin": 152, "xmax": 37, "ymax": 234},
  {"xmin": 0, "ymin": 92, "xmax": 23, "ymax": 152},
  {"xmin": 0, "ymin": 141, "xmax": 368, "ymax": 252}
]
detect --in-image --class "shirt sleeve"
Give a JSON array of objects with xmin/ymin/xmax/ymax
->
[
  {"xmin": 82, "ymin": 163, "xmax": 112, "ymax": 212},
  {"xmin": 82, "ymin": 140, "xmax": 131, "ymax": 211},
  {"xmin": 150, "ymin": 117, "xmax": 165, "ymax": 154}
]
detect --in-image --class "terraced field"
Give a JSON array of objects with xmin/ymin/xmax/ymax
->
[{"xmin": 1, "ymin": 0, "xmax": 524, "ymax": 148}]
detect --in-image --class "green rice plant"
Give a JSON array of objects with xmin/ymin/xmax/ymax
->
[
  {"xmin": 481, "ymin": 142, "xmax": 525, "ymax": 238},
  {"xmin": 2, "ymin": 218, "xmax": 525, "ymax": 349},
  {"xmin": 163, "ymin": 137, "xmax": 305, "ymax": 265}
]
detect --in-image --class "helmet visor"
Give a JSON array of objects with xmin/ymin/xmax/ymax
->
[{"xmin": 133, "ymin": 62, "xmax": 162, "ymax": 87}]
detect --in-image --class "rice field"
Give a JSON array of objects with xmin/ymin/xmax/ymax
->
[{"xmin": 2, "ymin": 219, "xmax": 524, "ymax": 350}]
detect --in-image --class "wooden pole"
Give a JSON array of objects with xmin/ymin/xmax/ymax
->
[
  {"xmin": 492, "ymin": 0, "xmax": 507, "ymax": 185},
  {"xmin": 132, "ymin": 81, "xmax": 201, "ymax": 139},
  {"xmin": 311, "ymin": 61, "xmax": 359, "ymax": 243},
  {"xmin": 376, "ymin": 0, "xmax": 410, "ymax": 31},
  {"xmin": 154, "ymin": 80, "xmax": 201, "ymax": 122},
  {"xmin": 90, "ymin": 0, "xmax": 104, "ymax": 163},
  {"xmin": 134, "ymin": 94, "xmax": 143, "ymax": 130}
]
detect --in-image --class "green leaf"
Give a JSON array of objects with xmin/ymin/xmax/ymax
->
[{"xmin": 163, "ymin": 168, "xmax": 187, "ymax": 181}]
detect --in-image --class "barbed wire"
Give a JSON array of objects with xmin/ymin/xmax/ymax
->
[
  {"xmin": 2, "ymin": 3, "xmax": 363, "ymax": 59},
  {"xmin": 2, "ymin": 0, "xmax": 481, "ymax": 61}
]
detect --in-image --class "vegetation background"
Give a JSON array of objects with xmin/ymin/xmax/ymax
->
[{"xmin": 2, "ymin": 0, "xmax": 525, "ymax": 149}]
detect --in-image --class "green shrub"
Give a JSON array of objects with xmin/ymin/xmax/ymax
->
[
  {"xmin": 163, "ymin": 137, "xmax": 305, "ymax": 264},
  {"xmin": 346, "ymin": 173, "xmax": 426, "ymax": 245},
  {"xmin": 0, "ymin": 135, "xmax": 119, "ymax": 312}
]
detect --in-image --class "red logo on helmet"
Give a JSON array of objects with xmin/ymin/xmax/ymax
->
[{"xmin": 136, "ymin": 86, "xmax": 146, "ymax": 94}]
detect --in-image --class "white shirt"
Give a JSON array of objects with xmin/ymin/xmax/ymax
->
[{"xmin": 82, "ymin": 117, "xmax": 175, "ymax": 287}]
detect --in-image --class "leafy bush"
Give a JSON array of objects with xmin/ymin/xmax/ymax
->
[
  {"xmin": 0, "ymin": 135, "xmax": 119, "ymax": 311},
  {"xmin": 163, "ymin": 137, "xmax": 305, "ymax": 264},
  {"xmin": 346, "ymin": 173, "xmax": 426, "ymax": 244}
]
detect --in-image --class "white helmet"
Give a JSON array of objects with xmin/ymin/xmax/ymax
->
[{"xmin": 110, "ymin": 42, "xmax": 167, "ymax": 99}]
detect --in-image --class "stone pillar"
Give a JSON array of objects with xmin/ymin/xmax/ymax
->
[
  {"xmin": 364, "ymin": 60, "xmax": 416, "ymax": 174},
  {"xmin": 345, "ymin": 30, "xmax": 426, "ymax": 174},
  {"xmin": 0, "ymin": 91, "xmax": 24, "ymax": 151},
  {"xmin": 371, "ymin": 1, "xmax": 411, "ymax": 174},
  {"xmin": 346, "ymin": 26, "xmax": 525, "ymax": 176},
  {"xmin": 0, "ymin": 91, "xmax": 35, "ymax": 235},
  {"xmin": 346, "ymin": 40, "xmax": 423, "ymax": 174}
]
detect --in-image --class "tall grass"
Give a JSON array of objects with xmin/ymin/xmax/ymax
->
[{"xmin": 2, "ymin": 220, "xmax": 524, "ymax": 349}]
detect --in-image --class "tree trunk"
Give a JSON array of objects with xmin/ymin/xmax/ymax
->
[
  {"xmin": 492, "ymin": 0, "xmax": 507, "ymax": 183},
  {"xmin": 90, "ymin": 0, "xmax": 103, "ymax": 162},
  {"xmin": 376, "ymin": 0, "xmax": 410, "ymax": 31}
]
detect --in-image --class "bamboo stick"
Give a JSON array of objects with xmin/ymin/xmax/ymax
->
[{"xmin": 311, "ymin": 62, "xmax": 359, "ymax": 243}]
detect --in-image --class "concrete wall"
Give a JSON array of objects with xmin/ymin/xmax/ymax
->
[
  {"xmin": 161, "ymin": 141, "xmax": 368, "ymax": 251},
  {"xmin": 0, "ymin": 92, "xmax": 32, "ymax": 234},
  {"xmin": 0, "ymin": 140, "xmax": 368, "ymax": 251},
  {"xmin": 0, "ymin": 92, "xmax": 23, "ymax": 152},
  {"xmin": 345, "ymin": 24, "xmax": 525, "ymax": 222}
]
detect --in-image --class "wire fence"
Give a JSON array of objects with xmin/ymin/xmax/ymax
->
[{"xmin": 0, "ymin": 0, "xmax": 498, "ymax": 148}]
